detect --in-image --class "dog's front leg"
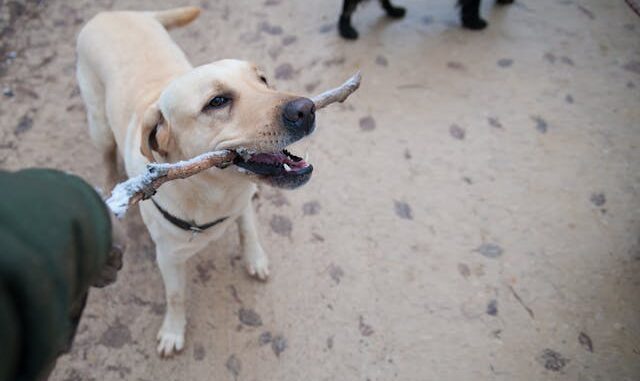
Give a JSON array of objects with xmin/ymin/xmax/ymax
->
[
  {"xmin": 459, "ymin": 0, "xmax": 488, "ymax": 30},
  {"xmin": 156, "ymin": 250, "xmax": 187, "ymax": 357},
  {"xmin": 238, "ymin": 203, "xmax": 269, "ymax": 280},
  {"xmin": 339, "ymin": 0, "xmax": 360, "ymax": 40}
]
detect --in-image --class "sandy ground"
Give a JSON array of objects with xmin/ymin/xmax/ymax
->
[{"xmin": 1, "ymin": 0, "xmax": 640, "ymax": 380}]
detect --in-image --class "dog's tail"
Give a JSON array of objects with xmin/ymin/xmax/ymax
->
[{"xmin": 150, "ymin": 6, "xmax": 201, "ymax": 29}]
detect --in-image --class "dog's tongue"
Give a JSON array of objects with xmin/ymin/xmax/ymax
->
[
  {"xmin": 250, "ymin": 152, "xmax": 288, "ymax": 165},
  {"xmin": 249, "ymin": 152, "xmax": 309, "ymax": 170}
]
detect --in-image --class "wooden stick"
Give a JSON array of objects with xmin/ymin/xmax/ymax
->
[
  {"xmin": 107, "ymin": 150, "xmax": 236, "ymax": 217},
  {"xmin": 311, "ymin": 71, "xmax": 361, "ymax": 109},
  {"xmin": 106, "ymin": 72, "xmax": 362, "ymax": 217}
]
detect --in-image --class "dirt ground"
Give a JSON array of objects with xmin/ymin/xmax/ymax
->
[{"xmin": 1, "ymin": 0, "xmax": 640, "ymax": 380}]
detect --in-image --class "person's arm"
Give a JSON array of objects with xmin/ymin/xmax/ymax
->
[{"xmin": 0, "ymin": 169, "xmax": 118, "ymax": 381}]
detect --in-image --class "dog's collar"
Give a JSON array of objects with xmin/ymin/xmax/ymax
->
[{"xmin": 151, "ymin": 198, "xmax": 227, "ymax": 232}]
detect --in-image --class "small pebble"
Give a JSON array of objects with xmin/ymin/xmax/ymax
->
[
  {"xmin": 282, "ymin": 35, "xmax": 297, "ymax": 45},
  {"xmin": 15, "ymin": 115, "xmax": 33, "ymax": 135},
  {"xmin": 319, "ymin": 24, "xmax": 333, "ymax": 34},
  {"xmin": 578, "ymin": 332, "xmax": 593, "ymax": 353},
  {"xmin": 259, "ymin": 331, "xmax": 272, "ymax": 346},
  {"xmin": 447, "ymin": 61, "xmax": 465, "ymax": 70},
  {"xmin": 375, "ymin": 55, "xmax": 388, "ymax": 67},
  {"xmin": 271, "ymin": 335, "xmax": 287, "ymax": 357},
  {"xmin": 394, "ymin": 200, "xmax": 413, "ymax": 220},
  {"xmin": 328, "ymin": 263, "xmax": 344, "ymax": 284},
  {"xmin": 622, "ymin": 60, "xmax": 640, "ymax": 76},
  {"xmin": 226, "ymin": 355, "xmax": 241, "ymax": 377},
  {"xmin": 486, "ymin": 300, "xmax": 498, "ymax": 316},
  {"xmin": 488, "ymin": 117, "xmax": 502, "ymax": 128},
  {"xmin": 538, "ymin": 349, "xmax": 569, "ymax": 372},
  {"xmin": 457, "ymin": 263, "xmax": 471, "ymax": 278},
  {"xmin": 475, "ymin": 243, "xmax": 503, "ymax": 258},
  {"xmin": 359, "ymin": 316, "xmax": 375, "ymax": 336},
  {"xmin": 590, "ymin": 193, "xmax": 606, "ymax": 207},
  {"xmin": 449, "ymin": 124, "xmax": 466, "ymax": 140},
  {"xmin": 497, "ymin": 58, "xmax": 513, "ymax": 68},
  {"xmin": 238, "ymin": 308, "xmax": 263, "ymax": 327},
  {"xmin": 560, "ymin": 56, "xmax": 575, "ymax": 66},
  {"xmin": 359, "ymin": 116, "xmax": 376, "ymax": 131},
  {"xmin": 531, "ymin": 116, "xmax": 548, "ymax": 133}
]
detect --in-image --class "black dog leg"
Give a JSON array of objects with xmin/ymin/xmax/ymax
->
[
  {"xmin": 339, "ymin": 0, "xmax": 361, "ymax": 40},
  {"xmin": 380, "ymin": 0, "xmax": 406, "ymax": 18},
  {"xmin": 459, "ymin": 0, "xmax": 487, "ymax": 30}
]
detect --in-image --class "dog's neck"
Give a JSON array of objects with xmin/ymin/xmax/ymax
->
[{"xmin": 151, "ymin": 167, "xmax": 256, "ymax": 225}]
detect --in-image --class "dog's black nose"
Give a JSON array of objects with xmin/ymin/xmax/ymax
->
[{"xmin": 282, "ymin": 97, "xmax": 315, "ymax": 137}]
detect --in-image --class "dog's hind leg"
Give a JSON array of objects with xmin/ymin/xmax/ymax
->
[
  {"xmin": 459, "ymin": 0, "xmax": 488, "ymax": 30},
  {"xmin": 339, "ymin": 0, "xmax": 361, "ymax": 40},
  {"xmin": 238, "ymin": 202, "xmax": 269, "ymax": 280},
  {"xmin": 77, "ymin": 60, "xmax": 119, "ymax": 193},
  {"xmin": 380, "ymin": 0, "xmax": 406, "ymax": 18}
]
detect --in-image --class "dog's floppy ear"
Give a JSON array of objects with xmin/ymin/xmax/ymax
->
[{"xmin": 140, "ymin": 104, "xmax": 172, "ymax": 162}]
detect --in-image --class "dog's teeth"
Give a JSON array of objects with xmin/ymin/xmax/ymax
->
[
  {"xmin": 236, "ymin": 147, "xmax": 252, "ymax": 161},
  {"xmin": 283, "ymin": 163, "xmax": 292, "ymax": 172},
  {"xmin": 304, "ymin": 152, "xmax": 309, "ymax": 162}
]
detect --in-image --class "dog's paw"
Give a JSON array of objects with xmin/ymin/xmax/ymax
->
[
  {"xmin": 245, "ymin": 246, "xmax": 270, "ymax": 281},
  {"xmin": 461, "ymin": 17, "xmax": 488, "ymax": 30},
  {"xmin": 385, "ymin": 6, "xmax": 406, "ymax": 18},
  {"xmin": 496, "ymin": 0, "xmax": 514, "ymax": 4},
  {"xmin": 338, "ymin": 17, "xmax": 359, "ymax": 40},
  {"xmin": 156, "ymin": 322, "xmax": 185, "ymax": 357}
]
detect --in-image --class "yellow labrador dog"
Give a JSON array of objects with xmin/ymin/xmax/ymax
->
[{"xmin": 76, "ymin": 7, "xmax": 314, "ymax": 357}]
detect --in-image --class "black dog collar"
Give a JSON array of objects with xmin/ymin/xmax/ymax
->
[{"xmin": 151, "ymin": 198, "xmax": 227, "ymax": 232}]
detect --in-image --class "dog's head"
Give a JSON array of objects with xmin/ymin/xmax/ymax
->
[{"xmin": 140, "ymin": 59, "xmax": 314, "ymax": 189}]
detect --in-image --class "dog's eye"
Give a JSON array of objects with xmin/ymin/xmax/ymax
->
[
  {"xmin": 259, "ymin": 76, "xmax": 268, "ymax": 85},
  {"xmin": 206, "ymin": 96, "xmax": 231, "ymax": 110}
]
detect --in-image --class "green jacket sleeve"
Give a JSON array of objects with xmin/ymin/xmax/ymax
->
[{"xmin": 0, "ymin": 169, "xmax": 112, "ymax": 381}]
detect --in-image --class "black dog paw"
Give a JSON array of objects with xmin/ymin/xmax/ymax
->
[
  {"xmin": 384, "ymin": 6, "xmax": 406, "ymax": 18},
  {"xmin": 338, "ymin": 16, "xmax": 359, "ymax": 39},
  {"xmin": 496, "ymin": 0, "xmax": 514, "ymax": 4},
  {"xmin": 462, "ymin": 16, "xmax": 488, "ymax": 30}
]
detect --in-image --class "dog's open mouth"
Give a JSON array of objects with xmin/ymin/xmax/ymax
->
[{"xmin": 232, "ymin": 149, "xmax": 313, "ymax": 189}]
